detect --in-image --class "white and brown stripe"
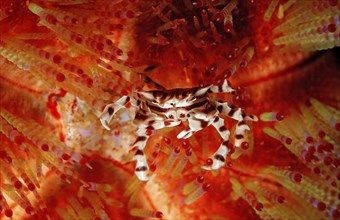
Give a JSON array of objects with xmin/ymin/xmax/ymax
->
[{"xmin": 100, "ymin": 78, "xmax": 257, "ymax": 181}]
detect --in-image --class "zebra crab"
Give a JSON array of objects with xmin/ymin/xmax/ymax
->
[{"xmin": 100, "ymin": 78, "xmax": 257, "ymax": 181}]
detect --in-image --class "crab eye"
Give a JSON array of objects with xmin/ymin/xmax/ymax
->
[{"xmin": 152, "ymin": 100, "xmax": 158, "ymax": 104}]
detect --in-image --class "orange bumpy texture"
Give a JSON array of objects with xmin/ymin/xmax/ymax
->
[{"xmin": 0, "ymin": 0, "xmax": 339, "ymax": 219}]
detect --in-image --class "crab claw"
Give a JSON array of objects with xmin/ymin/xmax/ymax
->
[
  {"xmin": 99, "ymin": 104, "xmax": 116, "ymax": 130},
  {"xmin": 222, "ymin": 79, "xmax": 235, "ymax": 93},
  {"xmin": 100, "ymin": 118, "xmax": 110, "ymax": 130},
  {"xmin": 136, "ymin": 90, "xmax": 155, "ymax": 100},
  {"xmin": 209, "ymin": 79, "xmax": 235, "ymax": 93}
]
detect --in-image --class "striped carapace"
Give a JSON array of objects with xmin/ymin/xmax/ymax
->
[{"xmin": 100, "ymin": 79, "xmax": 257, "ymax": 181}]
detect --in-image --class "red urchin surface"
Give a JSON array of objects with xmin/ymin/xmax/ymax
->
[{"xmin": 0, "ymin": 0, "xmax": 339, "ymax": 219}]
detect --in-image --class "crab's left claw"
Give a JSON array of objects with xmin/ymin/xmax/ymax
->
[
  {"xmin": 100, "ymin": 118, "xmax": 110, "ymax": 131},
  {"xmin": 99, "ymin": 104, "xmax": 115, "ymax": 130}
]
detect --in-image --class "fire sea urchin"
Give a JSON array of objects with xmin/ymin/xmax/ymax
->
[{"xmin": 0, "ymin": 0, "xmax": 339, "ymax": 219}]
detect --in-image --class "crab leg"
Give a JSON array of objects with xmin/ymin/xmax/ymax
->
[
  {"xmin": 133, "ymin": 149, "xmax": 149, "ymax": 181},
  {"xmin": 132, "ymin": 116, "xmax": 181, "ymax": 181},
  {"xmin": 202, "ymin": 116, "xmax": 231, "ymax": 170},
  {"xmin": 215, "ymin": 100, "xmax": 257, "ymax": 147},
  {"xmin": 233, "ymin": 121, "xmax": 251, "ymax": 147},
  {"xmin": 133, "ymin": 115, "xmax": 181, "ymax": 151},
  {"xmin": 216, "ymin": 101, "xmax": 244, "ymax": 121}
]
